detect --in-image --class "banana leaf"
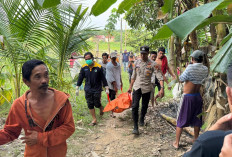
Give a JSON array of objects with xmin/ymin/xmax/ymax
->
[
  {"xmin": 151, "ymin": 25, "xmax": 173, "ymax": 41},
  {"xmin": 166, "ymin": 0, "xmax": 224, "ymax": 40},
  {"xmin": 91, "ymin": 0, "xmax": 117, "ymax": 16},
  {"xmin": 211, "ymin": 37, "xmax": 232, "ymax": 73},
  {"xmin": 117, "ymin": 0, "xmax": 141, "ymax": 14},
  {"xmin": 161, "ymin": 0, "xmax": 175, "ymax": 15},
  {"xmin": 0, "ymin": 88, "xmax": 12, "ymax": 105}
]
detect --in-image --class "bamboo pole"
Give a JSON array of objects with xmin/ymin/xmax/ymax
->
[{"xmin": 160, "ymin": 113, "xmax": 203, "ymax": 136}]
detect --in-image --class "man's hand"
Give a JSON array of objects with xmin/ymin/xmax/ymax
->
[
  {"xmin": 219, "ymin": 134, "xmax": 232, "ymax": 157},
  {"xmin": 128, "ymin": 87, "xmax": 132, "ymax": 93},
  {"xmin": 112, "ymin": 82, "xmax": 118, "ymax": 93},
  {"xmin": 75, "ymin": 86, "xmax": 79, "ymax": 96},
  {"xmin": 158, "ymin": 88, "xmax": 164, "ymax": 98},
  {"xmin": 105, "ymin": 86, "xmax": 109, "ymax": 94},
  {"xmin": 21, "ymin": 130, "xmax": 38, "ymax": 146},
  {"xmin": 209, "ymin": 113, "xmax": 232, "ymax": 131}
]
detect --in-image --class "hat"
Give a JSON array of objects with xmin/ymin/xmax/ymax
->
[
  {"xmin": 110, "ymin": 52, "xmax": 117, "ymax": 58},
  {"xmin": 140, "ymin": 46, "xmax": 149, "ymax": 53},
  {"xmin": 190, "ymin": 50, "xmax": 204, "ymax": 59}
]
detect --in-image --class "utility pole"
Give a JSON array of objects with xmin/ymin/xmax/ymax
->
[
  {"xmin": 96, "ymin": 38, "xmax": 99, "ymax": 62},
  {"xmin": 120, "ymin": 18, "xmax": 123, "ymax": 54},
  {"xmin": 124, "ymin": 21, "xmax": 127, "ymax": 50}
]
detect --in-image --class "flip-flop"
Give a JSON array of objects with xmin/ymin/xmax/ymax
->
[
  {"xmin": 110, "ymin": 114, "xmax": 116, "ymax": 118},
  {"xmin": 89, "ymin": 122, "xmax": 97, "ymax": 126},
  {"xmin": 100, "ymin": 112, "xmax": 104, "ymax": 116}
]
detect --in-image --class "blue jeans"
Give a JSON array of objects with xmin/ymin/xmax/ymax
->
[{"xmin": 123, "ymin": 62, "xmax": 128, "ymax": 72}]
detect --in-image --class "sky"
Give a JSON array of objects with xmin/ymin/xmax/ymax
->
[{"xmin": 78, "ymin": 0, "xmax": 127, "ymax": 30}]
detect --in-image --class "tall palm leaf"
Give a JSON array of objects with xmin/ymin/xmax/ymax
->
[
  {"xmin": 0, "ymin": 0, "xmax": 52, "ymax": 97},
  {"xmin": 45, "ymin": 3, "xmax": 94, "ymax": 89}
]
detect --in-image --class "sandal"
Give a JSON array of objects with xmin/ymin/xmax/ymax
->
[
  {"xmin": 110, "ymin": 113, "xmax": 116, "ymax": 118},
  {"xmin": 88, "ymin": 122, "xmax": 97, "ymax": 126}
]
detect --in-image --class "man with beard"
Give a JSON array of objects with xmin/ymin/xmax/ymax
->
[
  {"xmin": 128, "ymin": 46, "xmax": 164, "ymax": 135},
  {"xmin": 106, "ymin": 52, "xmax": 123, "ymax": 118},
  {"xmin": 0, "ymin": 59, "xmax": 75, "ymax": 157}
]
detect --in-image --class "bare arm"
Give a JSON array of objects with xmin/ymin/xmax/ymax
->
[{"xmin": 167, "ymin": 65, "xmax": 176, "ymax": 79}]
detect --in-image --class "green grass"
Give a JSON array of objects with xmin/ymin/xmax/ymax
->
[
  {"xmin": 0, "ymin": 66, "xmax": 173, "ymax": 126},
  {"xmin": 88, "ymin": 41, "xmax": 134, "ymax": 54}
]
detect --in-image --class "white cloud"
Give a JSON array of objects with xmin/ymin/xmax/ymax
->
[{"xmin": 71, "ymin": 0, "xmax": 128, "ymax": 30}]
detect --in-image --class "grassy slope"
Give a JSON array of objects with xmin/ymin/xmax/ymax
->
[
  {"xmin": 87, "ymin": 41, "xmax": 134, "ymax": 54},
  {"xmin": 0, "ymin": 37, "xmax": 173, "ymax": 125}
]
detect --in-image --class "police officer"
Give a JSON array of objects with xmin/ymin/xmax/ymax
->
[{"xmin": 128, "ymin": 46, "xmax": 164, "ymax": 134}]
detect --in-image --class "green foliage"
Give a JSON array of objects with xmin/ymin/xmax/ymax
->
[
  {"xmin": 166, "ymin": 0, "xmax": 224, "ymax": 40},
  {"xmin": 0, "ymin": 0, "xmax": 94, "ymax": 95},
  {"xmin": 45, "ymin": 4, "xmax": 94, "ymax": 90},
  {"xmin": 211, "ymin": 37, "xmax": 232, "ymax": 73},
  {"xmin": 105, "ymin": 8, "xmax": 120, "ymax": 34},
  {"xmin": 125, "ymin": 0, "xmax": 161, "ymax": 31},
  {"xmin": 220, "ymin": 28, "xmax": 232, "ymax": 46},
  {"xmin": 196, "ymin": 15, "xmax": 232, "ymax": 30},
  {"xmin": 33, "ymin": 0, "xmax": 61, "ymax": 9},
  {"xmin": 117, "ymin": 0, "xmax": 141, "ymax": 14},
  {"xmin": 161, "ymin": 0, "xmax": 175, "ymax": 14},
  {"xmin": 88, "ymin": 41, "xmax": 134, "ymax": 52},
  {"xmin": 91, "ymin": 0, "xmax": 117, "ymax": 16},
  {"xmin": 216, "ymin": 0, "xmax": 232, "ymax": 10},
  {"xmin": 151, "ymin": 25, "xmax": 173, "ymax": 41},
  {"xmin": 0, "ymin": 68, "xmax": 12, "ymax": 106}
]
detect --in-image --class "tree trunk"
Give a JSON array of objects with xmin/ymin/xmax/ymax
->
[
  {"xmin": 120, "ymin": 18, "xmax": 123, "ymax": 53},
  {"xmin": 173, "ymin": 36, "xmax": 182, "ymax": 80},
  {"xmin": 216, "ymin": 23, "xmax": 227, "ymax": 48},
  {"xmin": 169, "ymin": 36, "xmax": 175, "ymax": 73},
  {"xmin": 214, "ymin": 10, "xmax": 227, "ymax": 48},
  {"xmin": 210, "ymin": 24, "xmax": 217, "ymax": 46},
  {"xmin": 189, "ymin": 31, "xmax": 198, "ymax": 50}
]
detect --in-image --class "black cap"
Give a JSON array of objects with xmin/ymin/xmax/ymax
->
[{"xmin": 140, "ymin": 46, "xmax": 149, "ymax": 54}]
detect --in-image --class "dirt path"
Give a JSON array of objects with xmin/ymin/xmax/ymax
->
[
  {"xmin": 0, "ymin": 100, "xmax": 193, "ymax": 157},
  {"xmin": 67, "ymin": 101, "xmax": 193, "ymax": 157}
]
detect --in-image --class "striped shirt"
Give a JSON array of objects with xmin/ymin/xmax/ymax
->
[{"xmin": 179, "ymin": 63, "xmax": 208, "ymax": 84}]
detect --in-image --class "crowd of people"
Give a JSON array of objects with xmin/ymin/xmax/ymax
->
[{"xmin": 0, "ymin": 45, "xmax": 231, "ymax": 157}]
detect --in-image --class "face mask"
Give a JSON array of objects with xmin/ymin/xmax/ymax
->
[{"xmin": 86, "ymin": 59, "xmax": 93, "ymax": 65}]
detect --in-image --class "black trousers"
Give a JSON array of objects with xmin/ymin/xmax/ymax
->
[
  {"xmin": 132, "ymin": 88, "xmax": 151, "ymax": 125},
  {"xmin": 109, "ymin": 89, "xmax": 116, "ymax": 101}
]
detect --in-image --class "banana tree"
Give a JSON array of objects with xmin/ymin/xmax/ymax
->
[{"xmin": 152, "ymin": 0, "xmax": 232, "ymax": 129}]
